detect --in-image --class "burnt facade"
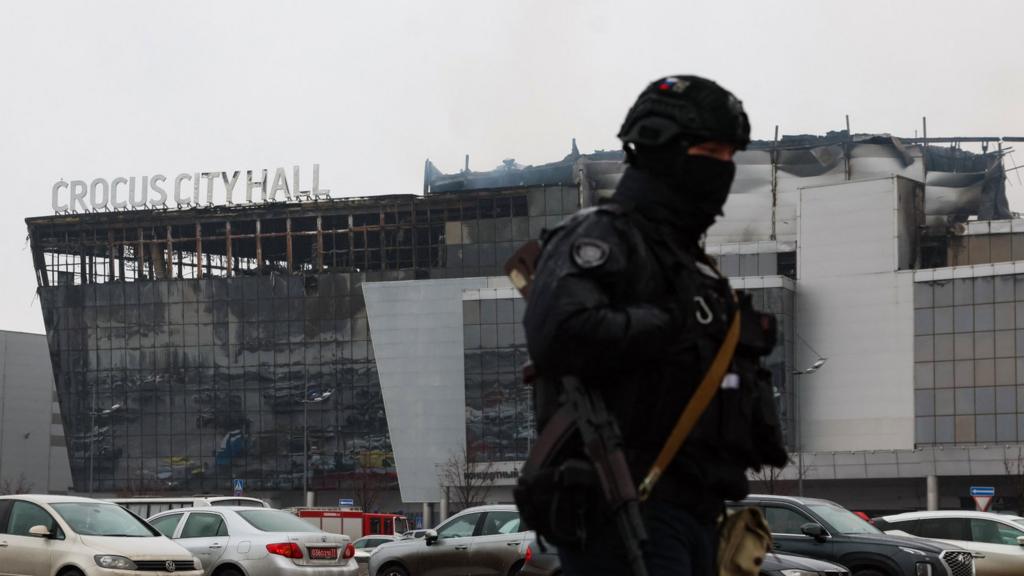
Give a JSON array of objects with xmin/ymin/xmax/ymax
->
[{"xmin": 26, "ymin": 187, "xmax": 577, "ymax": 496}]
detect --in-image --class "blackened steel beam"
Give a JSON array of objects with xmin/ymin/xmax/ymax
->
[
  {"xmin": 316, "ymin": 216, "xmax": 324, "ymax": 272},
  {"xmin": 165, "ymin": 226, "xmax": 174, "ymax": 279},
  {"xmin": 226, "ymin": 221, "xmax": 233, "ymax": 277},
  {"xmin": 256, "ymin": 219, "xmax": 263, "ymax": 273},
  {"xmin": 286, "ymin": 217, "xmax": 293, "ymax": 273},
  {"xmin": 136, "ymin": 227, "xmax": 145, "ymax": 281},
  {"xmin": 107, "ymin": 230, "xmax": 115, "ymax": 283},
  {"xmin": 195, "ymin": 222, "xmax": 203, "ymax": 279}
]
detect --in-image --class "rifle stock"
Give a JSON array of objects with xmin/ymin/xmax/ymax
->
[{"xmin": 561, "ymin": 376, "xmax": 649, "ymax": 576}]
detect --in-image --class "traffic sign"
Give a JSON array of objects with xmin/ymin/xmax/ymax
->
[
  {"xmin": 970, "ymin": 486, "xmax": 995, "ymax": 497},
  {"xmin": 973, "ymin": 496, "xmax": 993, "ymax": 511},
  {"xmin": 338, "ymin": 498, "xmax": 354, "ymax": 507},
  {"xmin": 971, "ymin": 486, "xmax": 995, "ymax": 511},
  {"xmin": 233, "ymin": 479, "xmax": 244, "ymax": 496}
]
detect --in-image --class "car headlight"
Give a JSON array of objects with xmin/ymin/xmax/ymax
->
[
  {"xmin": 94, "ymin": 555, "xmax": 138, "ymax": 570},
  {"xmin": 781, "ymin": 570, "xmax": 819, "ymax": 576},
  {"xmin": 899, "ymin": 546, "xmax": 929, "ymax": 556}
]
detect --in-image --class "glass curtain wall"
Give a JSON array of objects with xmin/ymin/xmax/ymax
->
[
  {"xmin": 34, "ymin": 186, "xmax": 578, "ymax": 493},
  {"xmin": 914, "ymin": 276, "xmax": 1024, "ymax": 444}
]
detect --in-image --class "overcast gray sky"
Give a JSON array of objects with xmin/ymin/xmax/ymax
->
[{"xmin": 3, "ymin": 0, "xmax": 1024, "ymax": 334}]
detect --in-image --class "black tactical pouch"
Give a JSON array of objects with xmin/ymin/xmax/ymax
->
[
  {"xmin": 751, "ymin": 367, "xmax": 789, "ymax": 468},
  {"xmin": 735, "ymin": 293, "xmax": 789, "ymax": 469},
  {"xmin": 514, "ymin": 457, "xmax": 607, "ymax": 547}
]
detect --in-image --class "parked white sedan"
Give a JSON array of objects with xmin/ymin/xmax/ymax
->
[
  {"xmin": 0, "ymin": 493, "xmax": 203, "ymax": 576},
  {"xmin": 149, "ymin": 506, "xmax": 358, "ymax": 576}
]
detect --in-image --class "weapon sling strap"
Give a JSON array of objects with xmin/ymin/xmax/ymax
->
[{"xmin": 638, "ymin": 306, "xmax": 741, "ymax": 501}]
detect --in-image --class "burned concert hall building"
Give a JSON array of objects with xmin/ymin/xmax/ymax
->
[{"xmin": 26, "ymin": 133, "xmax": 1024, "ymax": 514}]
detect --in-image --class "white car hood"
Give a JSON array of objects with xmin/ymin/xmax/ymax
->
[{"xmin": 80, "ymin": 535, "xmax": 194, "ymax": 559}]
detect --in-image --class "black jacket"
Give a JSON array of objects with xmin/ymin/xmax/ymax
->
[{"xmin": 523, "ymin": 167, "xmax": 787, "ymax": 520}]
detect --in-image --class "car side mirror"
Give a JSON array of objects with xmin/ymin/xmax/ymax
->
[
  {"xmin": 424, "ymin": 529, "xmax": 439, "ymax": 545},
  {"xmin": 800, "ymin": 522, "xmax": 828, "ymax": 542},
  {"xmin": 29, "ymin": 525, "xmax": 51, "ymax": 538},
  {"xmin": 1017, "ymin": 535, "xmax": 1024, "ymax": 547}
]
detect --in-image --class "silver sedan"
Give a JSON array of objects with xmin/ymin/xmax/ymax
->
[{"xmin": 149, "ymin": 506, "xmax": 358, "ymax": 576}]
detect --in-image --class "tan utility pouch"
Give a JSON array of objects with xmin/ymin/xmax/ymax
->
[{"xmin": 717, "ymin": 507, "xmax": 772, "ymax": 576}]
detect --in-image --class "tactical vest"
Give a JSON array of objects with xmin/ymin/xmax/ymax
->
[{"xmin": 532, "ymin": 203, "xmax": 788, "ymax": 501}]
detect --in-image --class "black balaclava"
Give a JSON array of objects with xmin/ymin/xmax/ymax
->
[
  {"xmin": 613, "ymin": 140, "xmax": 736, "ymax": 245},
  {"xmin": 614, "ymin": 75, "xmax": 749, "ymax": 245}
]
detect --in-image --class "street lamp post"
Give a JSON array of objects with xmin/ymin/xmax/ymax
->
[
  {"xmin": 87, "ymin": 395, "xmax": 122, "ymax": 496},
  {"xmin": 792, "ymin": 357, "xmax": 827, "ymax": 497},
  {"xmin": 298, "ymin": 387, "xmax": 333, "ymax": 507}
]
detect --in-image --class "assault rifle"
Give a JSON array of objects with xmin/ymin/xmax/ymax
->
[{"xmin": 505, "ymin": 240, "xmax": 649, "ymax": 576}]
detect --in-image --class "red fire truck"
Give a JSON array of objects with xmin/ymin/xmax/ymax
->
[{"xmin": 291, "ymin": 507, "xmax": 410, "ymax": 539}]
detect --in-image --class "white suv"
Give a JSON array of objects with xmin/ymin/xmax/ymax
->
[
  {"xmin": 0, "ymin": 494, "xmax": 203, "ymax": 576},
  {"xmin": 875, "ymin": 510, "xmax": 1024, "ymax": 574}
]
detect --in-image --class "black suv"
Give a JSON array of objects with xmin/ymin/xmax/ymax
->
[{"xmin": 732, "ymin": 495, "xmax": 975, "ymax": 576}]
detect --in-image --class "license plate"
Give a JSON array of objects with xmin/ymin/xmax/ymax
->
[{"xmin": 308, "ymin": 547, "xmax": 338, "ymax": 560}]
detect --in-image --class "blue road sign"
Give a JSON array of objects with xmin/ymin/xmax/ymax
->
[
  {"xmin": 970, "ymin": 486, "xmax": 995, "ymax": 497},
  {"xmin": 233, "ymin": 479, "xmax": 244, "ymax": 496},
  {"xmin": 339, "ymin": 498, "xmax": 354, "ymax": 507}
]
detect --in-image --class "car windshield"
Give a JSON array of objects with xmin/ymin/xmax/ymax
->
[
  {"xmin": 808, "ymin": 502, "xmax": 882, "ymax": 535},
  {"xmin": 51, "ymin": 502, "xmax": 157, "ymax": 537},
  {"xmin": 354, "ymin": 537, "xmax": 390, "ymax": 549},
  {"xmin": 237, "ymin": 509, "xmax": 322, "ymax": 532}
]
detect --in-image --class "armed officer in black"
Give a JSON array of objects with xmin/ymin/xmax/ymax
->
[{"xmin": 522, "ymin": 76, "xmax": 788, "ymax": 576}]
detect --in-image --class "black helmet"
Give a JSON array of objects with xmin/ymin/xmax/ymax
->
[{"xmin": 618, "ymin": 75, "xmax": 750, "ymax": 150}]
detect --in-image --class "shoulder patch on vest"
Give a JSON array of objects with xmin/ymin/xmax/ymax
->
[{"xmin": 571, "ymin": 238, "xmax": 610, "ymax": 269}]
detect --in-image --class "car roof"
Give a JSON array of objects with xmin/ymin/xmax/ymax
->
[
  {"xmin": 0, "ymin": 494, "xmax": 113, "ymax": 505},
  {"xmin": 879, "ymin": 510, "xmax": 1024, "ymax": 522},
  {"xmin": 741, "ymin": 494, "xmax": 838, "ymax": 507},
  {"xmin": 149, "ymin": 505, "xmax": 270, "ymax": 516},
  {"xmin": 450, "ymin": 504, "xmax": 519, "ymax": 515}
]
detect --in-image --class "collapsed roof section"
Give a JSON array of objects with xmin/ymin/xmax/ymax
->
[{"xmin": 425, "ymin": 133, "xmax": 1014, "ymax": 244}]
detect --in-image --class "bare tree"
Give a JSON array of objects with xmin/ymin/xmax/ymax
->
[
  {"xmin": 748, "ymin": 456, "xmax": 811, "ymax": 496},
  {"xmin": 1004, "ymin": 446, "xmax": 1024, "ymax": 514},
  {"xmin": 0, "ymin": 473, "xmax": 34, "ymax": 495},
  {"xmin": 437, "ymin": 446, "xmax": 496, "ymax": 513},
  {"xmin": 749, "ymin": 465, "xmax": 787, "ymax": 495},
  {"xmin": 344, "ymin": 460, "xmax": 396, "ymax": 513}
]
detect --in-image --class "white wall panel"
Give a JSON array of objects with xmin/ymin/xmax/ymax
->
[
  {"xmin": 364, "ymin": 278, "xmax": 491, "ymax": 503},
  {"xmin": 0, "ymin": 331, "xmax": 71, "ymax": 493},
  {"xmin": 797, "ymin": 177, "xmax": 916, "ymax": 452},
  {"xmin": 799, "ymin": 178, "xmax": 901, "ymax": 278}
]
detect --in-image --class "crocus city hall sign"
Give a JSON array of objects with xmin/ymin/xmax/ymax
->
[{"xmin": 52, "ymin": 164, "xmax": 330, "ymax": 213}]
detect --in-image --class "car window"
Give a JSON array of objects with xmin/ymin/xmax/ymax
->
[
  {"xmin": 51, "ymin": 502, "xmax": 157, "ymax": 537},
  {"xmin": 918, "ymin": 518, "xmax": 969, "ymax": 540},
  {"xmin": 971, "ymin": 519, "xmax": 1024, "ymax": 545},
  {"xmin": 0, "ymin": 501, "xmax": 11, "ymax": 533},
  {"xmin": 180, "ymin": 513, "xmax": 228, "ymax": 538},
  {"xmin": 437, "ymin": 513, "xmax": 481, "ymax": 538},
  {"xmin": 879, "ymin": 518, "xmax": 917, "ymax": 534},
  {"xmin": 237, "ymin": 509, "xmax": 322, "ymax": 532},
  {"xmin": 150, "ymin": 514, "xmax": 183, "ymax": 538},
  {"xmin": 480, "ymin": 511, "xmax": 520, "ymax": 536},
  {"xmin": 7, "ymin": 501, "xmax": 57, "ymax": 536},
  {"xmin": 807, "ymin": 502, "xmax": 880, "ymax": 535},
  {"xmin": 763, "ymin": 506, "xmax": 813, "ymax": 535}
]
